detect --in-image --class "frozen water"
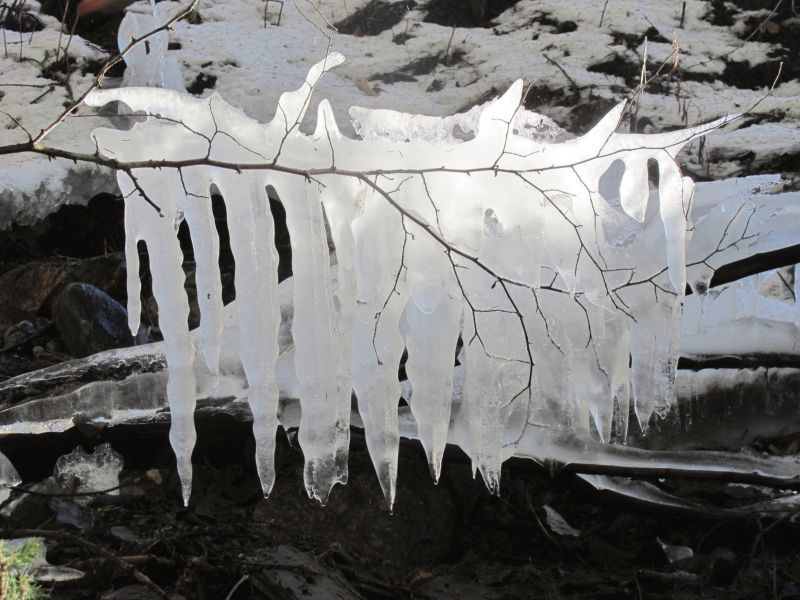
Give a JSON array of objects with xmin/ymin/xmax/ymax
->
[
  {"xmin": 54, "ymin": 443, "xmax": 123, "ymax": 503},
  {"xmin": 75, "ymin": 30, "xmax": 800, "ymax": 505}
]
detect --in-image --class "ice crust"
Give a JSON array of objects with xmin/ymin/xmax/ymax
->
[{"xmin": 77, "ymin": 23, "xmax": 800, "ymax": 506}]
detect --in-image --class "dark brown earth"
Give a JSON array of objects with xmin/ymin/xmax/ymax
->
[
  {"xmin": 2, "ymin": 419, "xmax": 800, "ymax": 600},
  {"xmin": 1, "ymin": 0, "xmax": 799, "ymax": 598}
]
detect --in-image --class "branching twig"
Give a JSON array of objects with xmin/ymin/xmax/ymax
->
[{"xmin": 31, "ymin": 0, "xmax": 201, "ymax": 149}]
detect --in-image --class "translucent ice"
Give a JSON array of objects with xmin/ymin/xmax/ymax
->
[
  {"xmin": 81, "ymin": 42, "xmax": 800, "ymax": 506},
  {"xmin": 54, "ymin": 443, "xmax": 123, "ymax": 503}
]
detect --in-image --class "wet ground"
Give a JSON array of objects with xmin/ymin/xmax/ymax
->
[{"xmin": 2, "ymin": 416, "xmax": 800, "ymax": 599}]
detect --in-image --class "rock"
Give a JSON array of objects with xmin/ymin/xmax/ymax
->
[
  {"xmin": 0, "ymin": 263, "xmax": 69, "ymax": 324},
  {"xmin": 1, "ymin": 320, "xmax": 38, "ymax": 348},
  {"xmin": 52, "ymin": 283, "xmax": 133, "ymax": 357},
  {"xmin": 45, "ymin": 338, "xmax": 64, "ymax": 352},
  {"xmin": 0, "ymin": 254, "xmax": 127, "ymax": 324},
  {"xmin": 33, "ymin": 345, "xmax": 74, "ymax": 363}
]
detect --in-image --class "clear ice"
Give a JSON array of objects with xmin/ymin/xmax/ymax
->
[
  {"xmin": 72, "ymin": 15, "xmax": 800, "ymax": 506},
  {"xmin": 53, "ymin": 443, "xmax": 123, "ymax": 502}
]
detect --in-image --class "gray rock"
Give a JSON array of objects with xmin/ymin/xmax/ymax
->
[
  {"xmin": 1, "ymin": 320, "xmax": 37, "ymax": 348},
  {"xmin": 52, "ymin": 283, "xmax": 133, "ymax": 357},
  {"xmin": 0, "ymin": 254, "xmax": 127, "ymax": 324}
]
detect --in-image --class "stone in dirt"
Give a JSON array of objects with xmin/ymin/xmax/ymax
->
[
  {"xmin": 0, "ymin": 254, "xmax": 127, "ymax": 324},
  {"xmin": 52, "ymin": 282, "xmax": 133, "ymax": 358},
  {"xmin": 1, "ymin": 320, "xmax": 39, "ymax": 348}
]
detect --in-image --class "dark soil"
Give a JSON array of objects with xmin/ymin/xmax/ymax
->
[
  {"xmin": 422, "ymin": 0, "xmax": 523, "ymax": 28},
  {"xmin": 2, "ymin": 418, "xmax": 799, "ymax": 600},
  {"xmin": 0, "ymin": 1, "xmax": 44, "ymax": 33},
  {"xmin": 334, "ymin": 1, "xmax": 417, "ymax": 37},
  {"xmin": 369, "ymin": 49, "xmax": 466, "ymax": 84},
  {"xmin": 186, "ymin": 72, "xmax": 217, "ymax": 96}
]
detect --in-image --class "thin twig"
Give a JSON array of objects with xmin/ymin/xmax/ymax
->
[{"xmin": 32, "ymin": 0, "xmax": 201, "ymax": 148}]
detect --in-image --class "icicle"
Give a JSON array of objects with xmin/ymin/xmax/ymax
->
[
  {"xmin": 215, "ymin": 171, "xmax": 282, "ymax": 497},
  {"xmin": 629, "ymin": 296, "xmax": 682, "ymax": 432},
  {"xmin": 619, "ymin": 156, "xmax": 650, "ymax": 223},
  {"xmin": 85, "ymin": 54, "xmax": 766, "ymax": 505},
  {"xmin": 658, "ymin": 163, "xmax": 691, "ymax": 295},
  {"xmin": 119, "ymin": 169, "xmax": 196, "ymax": 505},
  {"xmin": 403, "ymin": 290, "xmax": 462, "ymax": 483},
  {"xmin": 123, "ymin": 200, "xmax": 142, "ymax": 338},
  {"xmin": 180, "ymin": 169, "xmax": 224, "ymax": 375},
  {"xmin": 281, "ymin": 175, "xmax": 350, "ymax": 504},
  {"xmin": 351, "ymin": 189, "xmax": 408, "ymax": 510},
  {"xmin": 458, "ymin": 199, "xmax": 532, "ymax": 493},
  {"xmin": 314, "ymin": 104, "xmax": 358, "ymax": 485}
]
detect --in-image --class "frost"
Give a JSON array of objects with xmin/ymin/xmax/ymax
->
[{"xmin": 71, "ymin": 29, "xmax": 800, "ymax": 507}]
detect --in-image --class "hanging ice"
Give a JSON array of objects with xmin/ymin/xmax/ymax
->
[{"xmin": 82, "ymin": 45, "xmax": 760, "ymax": 507}]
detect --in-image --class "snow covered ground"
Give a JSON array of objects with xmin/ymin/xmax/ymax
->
[{"xmin": 1, "ymin": 0, "xmax": 798, "ymax": 226}]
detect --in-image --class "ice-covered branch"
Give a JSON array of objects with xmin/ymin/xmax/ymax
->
[{"xmin": 59, "ymin": 42, "xmax": 800, "ymax": 510}]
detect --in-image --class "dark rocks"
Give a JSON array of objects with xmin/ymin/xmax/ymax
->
[
  {"xmin": 334, "ymin": 0, "xmax": 416, "ymax": 36},
  {"xmin": 52, "ymin": 282, "xmax": 133, "ymax": 358},
  {"xmin": 0, "ymin": 254, "xmax": 127, "ymax": 324},
  {"xmin": 0, "ymin": 262, "xmax": 73, "ymax": 324},
  {"xmin": 0, "ymin": 319, "xmax": 57, "ymax": 377},
  {"xmin": 1, "ymin": 320, "xmax": 39, "ymax": 349}
]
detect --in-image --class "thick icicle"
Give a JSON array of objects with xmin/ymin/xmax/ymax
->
[
  {"xmin": 118, "ymin": 169, "xmax": 196, "ymax": 505},
  {"xmin": 281, "ymin": 176, "xmax": 350, "ymax": 504},
  {"xmin": 83, "ymin": 43, "xmax": 785, "ymax": 506},
  {"xmin": 215, "ymin": 171, "xmax": 282, "ymax": 497},
  {"xmin": 351, "ymin": 189, "xmax": 408, "ymax": 510},
  {"xmin": 180, "ymin": 169, "xmax": 224, "ymax": 375}
]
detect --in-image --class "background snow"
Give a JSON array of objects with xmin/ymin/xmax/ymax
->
[{"xmin": 1, "ymin": 0, "xmax": 797, "ymax": 227}]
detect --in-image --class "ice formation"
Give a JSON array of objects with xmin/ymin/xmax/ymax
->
[
  {"xmin": 77, "ymin": 24, "xmax": 799, "ymax": 507},
  {"xmin": 53, "ymin": 443, "xmax": 123, "ymax": 503}
]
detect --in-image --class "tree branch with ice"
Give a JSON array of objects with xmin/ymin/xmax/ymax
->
[
  {"xmin": 0, "ymin": 4, "xmax": 798, "ymax": 513},
  {"xmin": 68, "ymin": 45, "xmax": 796, "ymax": 509}
]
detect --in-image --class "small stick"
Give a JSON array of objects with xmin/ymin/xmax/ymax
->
[
  {"xmin": 55, "ymin": 0, "xmax": 70, "ymax": 64},
  {"xmin": 264, "ymin": 0, "xmax": 284, "ymax": 27},
  {"xmin": 444, "ymin": 24, "xmax": 456, "ymax": 65},
  {"xmin": 544, "ymin": 53, "xmax": 578, "ymax": 90},
  {"xmin": 599, "ymin": 0, "xmax": 609, "ymax": 27},
  {"xmin": 679, "ymin": 1, "xmax": 686, "ymax": 28}
]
